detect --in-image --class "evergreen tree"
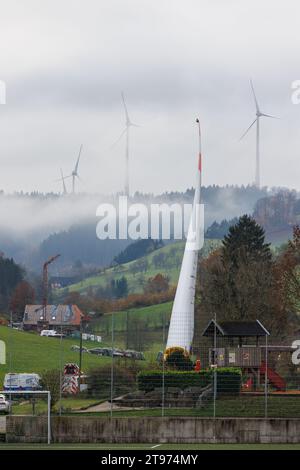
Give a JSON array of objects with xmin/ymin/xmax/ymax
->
[
  {"xmin": 222, "ymin": 214, "xmax": 271, "ymax": 267},
  {"xmin": 0, "ymin": 255, "xmax": 24, "ymax": 312}
]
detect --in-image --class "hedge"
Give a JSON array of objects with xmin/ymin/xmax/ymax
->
[{"xmin": 137, "ymin": 368, "xmax": 242, "ymax": 396}]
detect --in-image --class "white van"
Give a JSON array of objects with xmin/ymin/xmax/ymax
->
[{"xmin": 40, "ymin": 330, "xmax": 63, "ymax": 337}]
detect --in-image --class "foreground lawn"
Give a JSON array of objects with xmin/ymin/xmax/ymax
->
[
  {"xmin": 71, "ymin": 395, "xmax": 300, "ymax": 418},
  {"xmin": 7, "ymin": 394, "xmax": 300, "ymax": 419},
  {"xmin": 10, "ymin": 397, "xmax": 102, "ymax": 415}
]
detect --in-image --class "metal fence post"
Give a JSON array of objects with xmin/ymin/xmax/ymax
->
[
  {"xmin": 264, "ymin": 333, "xmax": 268, "ymax": 418},
  {"xmin": 110, "ymin": 310, "xmax": 114, "ymax": 442},
  {"xmin": 47, "ymin": 391, "xmax": 51, "ymax": 445},
  {"xmin": 162, "ymin": 311, "xmax": 165, "ymax": 418}
]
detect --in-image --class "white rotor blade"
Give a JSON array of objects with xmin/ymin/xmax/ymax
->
[
  {"xmin": 239, "ymin": 118, "xmax": 257, "ymax": 140},
  {"xmin": 74, "ymin": 144, "xmax": 83, "ymax": 173},
  {"xmin": 250, "ymin": 79, "xmax": 260, "ymax": 113},
  {"xmin": 76, "ymin": 174, "xmax": 85, "ymax": 184},
  {"xmin": 54, "ymin": 174, "xmax": 71, "ymax": 182},
  {"xmin": 121, "ymin": 92, "xmax": 130, "ymax": 123},
  {"xmin": 60, "ymin": 168, "xmax": 67, "ymax": 193},
  {"xmin": 110, "ymin": 127, "xmax": 127, "ymax": 149},
  {"xmin": 260, "ymin": 113, "xmax": 279, "ymax": 119}
]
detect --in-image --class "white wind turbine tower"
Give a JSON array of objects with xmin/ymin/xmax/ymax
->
[
  {"xmin": 240, "ymin": 80, "xmax": 278, "ymax": 188},
  {"xmin": 112, "ymin": 93, "xmax": 139, "ymax": 197}
]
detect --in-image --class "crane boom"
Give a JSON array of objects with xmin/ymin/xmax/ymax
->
[{"xmin": 42, "ymin": 254, "xmax": 61, "ymax": 324}]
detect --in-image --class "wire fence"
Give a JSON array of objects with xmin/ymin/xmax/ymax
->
[{"xmin": 1, "ymin": 314, "xmax": 300, "ymax": 421}]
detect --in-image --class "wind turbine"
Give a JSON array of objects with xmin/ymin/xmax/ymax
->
[
  {"xmin": 240, "ymin": 80, "xmax": 278, "ymax": 188},
  {"xmin": 112, "ymin": 93, "xmax": 139, "ymax": 196},
  {"xmin": 65, "ymin": 144, "xmax": 83, "ymax": 193},
  {"xmin": 59, "ymin": 168, "xmax": 67, "ymax": 195},
  {"xmin": 54, "ymin": 168, "xmax": 68, "ymax": 195}
]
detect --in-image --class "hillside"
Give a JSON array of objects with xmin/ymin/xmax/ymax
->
[
  {"xmin": 0, "ymin": 302, "xmax": 175, "ymax": 387},
  {"xmin": 54, "ymin": 239, "xmax": 221, "ymax": 298},
  {"xmin": 0, "ymin": 326, "xmax": 113, "ymax": 387}
]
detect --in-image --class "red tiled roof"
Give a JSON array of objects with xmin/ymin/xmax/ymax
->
[{"xmin": 23, "ymin": 305, "xmax": 83, "ymax": 326}]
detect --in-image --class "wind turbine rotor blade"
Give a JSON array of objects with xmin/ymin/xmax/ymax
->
[
  {"xmin": 60, "ymin": 169, "xmax": 67, "ymax": 194},
  {"xmin": 239, "ymin": 118, "xmax": 257, "ymax": 140},
  {"xmin": 110, "ymin": 127, "xmax": 127, "ymax": 149},
  {"xmin": 60, "ymin": 174, "xmax": 73, "ymax": 180},
  {"xmin": 54, "ymin": 174, "xmax": 71, "ymax": 182},
  {"xmin": 260, "ymin": 113, "xmax": 280, "ymax": 119},
  {"xmin": 74, "ymin": 144, "xmax": 83, "ymax": 173},
  {"xmin": 129, "ymin": 122, "xmax": 141, "ymax": 127},
  {"xmin": 250, "ymin": 79, "xmax": 260, "ymax": 113},
  {"xmin": 76, "ymin": 174, "xmax": 86, "ymax": 186},
  {"xmin": 121, "ymin": 92, "xmax": 130, "ymax": 123}
]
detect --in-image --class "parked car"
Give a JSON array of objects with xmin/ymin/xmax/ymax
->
[
  {"xmin": 70, "ymin": 345, "xmax": 89, "ymax": 353},
  {"xmin": 40, "ymin": 330, "xmax": 65, "ymax": 338},
  {"xmin": 0, "ymin": 394, "xmax": 10, "ymax": 414}
]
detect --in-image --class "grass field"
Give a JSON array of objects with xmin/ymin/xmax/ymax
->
[
  {"xmin": 0, "ymin": 325, "xmax": 158, "ymax": 389},
  {"xmin": 0, "ymin": 325, "xmax": 111, "ymax": 386},
  {"xmin": 55, "ymin": 241, "xmax": 185, "ymax": 296},
  {"xmin": 54, "ymin": 239, "xmax": 221, "ymax": 297},
  {"xmin": 92, "ymin": 301, "xmax": 172, "ymax": 336},
  {"xmin": 1, "ymin": 443, "xmax": 300, "ymax": 450}
]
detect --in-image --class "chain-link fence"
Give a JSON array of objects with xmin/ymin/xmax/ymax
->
[{"xmin": 1, "ymin": 314, "xmax": 300, "ymax": 421}]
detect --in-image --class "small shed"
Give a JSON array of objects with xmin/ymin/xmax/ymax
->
[{"xmin": 202, "ymin": 319, "xmax": 270, "ymax": 368}]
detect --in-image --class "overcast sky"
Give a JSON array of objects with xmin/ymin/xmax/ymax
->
[{"xmin": 0, "ymin": 0, "xmax": 299, "ymax": 194}]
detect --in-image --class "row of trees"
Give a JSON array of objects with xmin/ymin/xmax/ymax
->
[{"xmin": 62, "ymin": 273, "xmax": 173, "ymax": 316}]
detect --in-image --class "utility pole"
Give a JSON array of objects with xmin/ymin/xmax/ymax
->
[{"xmin": 79, "ymin": 318, "xmax": 83, "ymax": 386}]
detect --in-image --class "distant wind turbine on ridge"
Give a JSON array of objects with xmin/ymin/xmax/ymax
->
[
  {"xmin": 65, "ymin": 144, "xmax": 83, "ymax": 194},
  {"xmin": 240, "ymin": 80, "xmax": 278, "ymax": 188},
  {"xmin": 59, "ymin": 168, "xmax": 67, "ymax": 195},
  {"xmin": 54, "ymin": 168, "xmax": 68, "ymax": 195},
  {"xmin": 112, "ymin": 93, "xmax": 140, "ymax": 197}
]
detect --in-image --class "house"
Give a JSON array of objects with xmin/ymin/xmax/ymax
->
[{"xmin": 23, "ymin": 304, "xmax": 83, "ymax": 333}]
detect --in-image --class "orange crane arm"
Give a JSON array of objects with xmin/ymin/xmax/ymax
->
[{"xmin": 42, "ymin": 254, "xmax": 61, "ymax": 321}]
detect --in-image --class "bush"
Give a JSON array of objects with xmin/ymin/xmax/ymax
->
[
  {"xmin": 137, "ymin": 370, "xmax": 211, "ymax": 392},
  {"xmin": 214, "ymin": 368, "xmax": 242, "ymax": 396},
  {"xmin": 87, "ymin": 364, "xmax": 138, "ymax": 398},
  {"xmin": 137, "ymin": 368, "xmax": 242, "ymax": 395},
  {"xmin": 165, "ymin": 350, "xmax": 194, "ymax": 371},
  {"xmin": 40, "ymin": 369, "xmax": 62, "ymax": 410}
]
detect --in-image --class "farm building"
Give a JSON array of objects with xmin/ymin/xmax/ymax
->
[{"xmin": 23, "ymin": 304, "xmax": 83, "ymax": 333}]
